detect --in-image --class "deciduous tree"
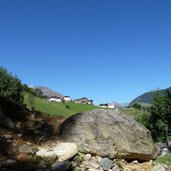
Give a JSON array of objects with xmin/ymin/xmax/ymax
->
[{"xmin": 0, "ymin": 67, "xmax": 23, "ymax": 103}]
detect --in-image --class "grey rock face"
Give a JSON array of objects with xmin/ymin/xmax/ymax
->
[
  {"xmin": 60, "ymin": 109, "xmax": 159, "ymax": 161},
  {"xmin": 0, "ymin": 111, "xmax": 14, "ymax": 129},
  {"xmin": 33, "ymin": 86, "xmax": 64, "ymax": 98}
]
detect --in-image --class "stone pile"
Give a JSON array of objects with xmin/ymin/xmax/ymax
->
[
  {"xmin": 71, "ymin": 153, "xmax": 121, "ymax": 171},
  {"xmin": 35, "ymin": 144, "xmax": 171, "ymax": 171},
  {"xmin": 35, "ymin": 143, "xmax": 121, "ymax": 171}
]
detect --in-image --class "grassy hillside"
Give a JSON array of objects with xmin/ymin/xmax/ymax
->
[
  {"xmin": 24, "ymin": 93, "xmax": 97, "ymax": 117},
  {"xmin": 122, "ymin": 108, "xmax": 149, "ymax": 118}
]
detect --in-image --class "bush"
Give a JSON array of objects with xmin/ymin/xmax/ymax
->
[
  {"xmin": 148, "ymin": 90, "xmax": 171, "ymax": 142},
  {"xmin": 0, "ymin": 67, "xmax": 23, "ymax": 104},
  {"xmin": 135, "ymin": 90, "xmax": 171, "ymax": 142},
  {"xmin": 132, "ymin": 103, "xmax": 142, "ymax": 110}
]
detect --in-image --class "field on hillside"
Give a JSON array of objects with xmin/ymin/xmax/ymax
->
[
  {"xmin": 122, "ymin": 108, "xmax": 149, "ymax": 117},
  {"xmin": 24, "ymin": 93, "xmax": 97, "ymax": 117}
]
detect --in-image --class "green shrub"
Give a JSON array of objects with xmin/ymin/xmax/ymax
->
[
  {"xmin": 0, "ymin": 67, "xmax": 23, "ymax": 103},
  {"xmin": 135, "ymin": 90, "xmax": 171, "ymax": 142}
]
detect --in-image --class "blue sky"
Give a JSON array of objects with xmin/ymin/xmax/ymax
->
[{"xmin": 0, "ymin": 0, "xmax": 171, "ymax": 104}]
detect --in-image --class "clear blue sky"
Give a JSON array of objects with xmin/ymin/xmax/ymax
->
[{"xmin": 0, "ymin": 0, "xmax": 171, "ymax": 104}]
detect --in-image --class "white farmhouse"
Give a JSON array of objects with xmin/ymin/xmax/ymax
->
[
  {"xmin": 99, "ymin": 103, "xmax": 116, "ymax": 108},
  {"xmin": 107, "ymin": 103, "xmax": 116, "ymax": 109},
  {"xmin": 99, "ymin": 104, "xmax": 108, "ymax": 108},
  {"xmin": 48, "ymin": 96, "xmax": 62, "ymax": 103},
  {"xmin": 62, "ymin": 96, "xmax": 72, "ymax": 102}
]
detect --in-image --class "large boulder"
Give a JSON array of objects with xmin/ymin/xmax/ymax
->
[{"xmin": 60, "ymin": 109, "xmax": 159, "ymax": 161}]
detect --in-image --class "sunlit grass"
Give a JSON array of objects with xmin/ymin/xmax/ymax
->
[
  {"xmin": 154, "ymin": 155, "xmax": 171, "ymax": 166},
  {"xmin": 24, "ymin": 93, "xmax": 97, "ymax": 117},
  {"xmin": 121, "ymin": 108, "xmax": 149, "ymax": 118}
]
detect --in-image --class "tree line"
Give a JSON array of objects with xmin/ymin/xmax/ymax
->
[
  {"xmin": 0, "ymin": 66, "xmax": 45, "ymax": 104},
  {"xmin": 134, "ymin": 90, "xmax": 171, "ymax": 142}
]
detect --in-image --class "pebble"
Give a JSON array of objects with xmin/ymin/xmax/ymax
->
[
  {"xmin": 51, "ymin": 161, "xmax": 71, "ymax": 171},
  {"xmin": 18, "ymin": 144, "xmax": 32, "ymax": 153},
  {"xmin": 18, "ymin": 133, "xmax": 22, "ymax": 138},
  {"xmin": 6, "ymin": 140, "xmax": 12, "ymax": 143},
  {"xmin": 132, "ymin": 160, "xmax": 139, "ymax": 164},
  {"xmin": 84, "ymin": 154, "xmax": 91, "ymax": 160},
  {"xmin": 100, "ymin": 158, "xmax": 113, "ymax": 171},
  {"xmin": 4, "ymin": 135, "xmax": 13, "ymax": 140},
  {"xmin": 7, "ymin": 159, "xmax": 17, "ymax": 164}
]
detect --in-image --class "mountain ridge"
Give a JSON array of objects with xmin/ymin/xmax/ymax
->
[
  {"xmin": 129, "ymin": 86, "xmax": 171, "ymax": 107},
  {"xmin": 32, "ymin": 86, "xmax": 64, "ymax": 98}
]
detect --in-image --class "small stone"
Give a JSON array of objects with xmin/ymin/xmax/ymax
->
[
  {"xmin": 7, "ymin": 159, "xmax": 17, "ymax": 164},
  {"xmin": 132, "ymin": 160, "xmax": 139, "ymax": 164},
  {"xmin": 4, "ymin": 135, "xmax": 13, "ymax": 140},
  {"xmin": 18, "ymin": 134, "xmax": 22, "ymax": 138},
  {"xmin": 74, "ymin": 155, "xmax": 83, "ymax": 165},
  {"xmin": 53, "ymin": 142, "xmax": 78, "ymax": 161},
  {"xmin": 152, "ymin": 164, "xmax": 166, "ymax": 171},
  {"xmin": 100, "ymin": 158, "xmax": 113, "ymax": 171},
  {"xmin": 36, "ymin": 147, "xmax": 56, "ymax": 159},
  {"xmin": 6, "ymin": 140, "xmax": 12, "ymax": 143},
  {"xmin": 74, "ymin": 166, "xmax": 81, "ymax": 171},
  {"xmin": 18, "ymin": 144, "xmax": 32, "ymax": 153},
  {"xmin": 96, "ymin": 156, "xmax": 102, "ymax": 163},
  {"xmin": 91, "ymin": 157, "xmax": 98, "ymax": 163},
  {"xmin": 80, "ymin": 160, "xmax": 90, "ymax": 169},
  {"xmin": 80, "ymin": 168, "xmax": 87, "ymax": 171},
  {"xmin": 90, "ymin": 162, "xmax": 100, "ymax": 169},
  {"xmin": 112, "ymin": 165, "xmax": 121, "ymax": 171},
  {"xmin": 84, "ymin": 154, "xmax": 91, "ymax": 160},
  {"xmin": 12, "ymin": 142, "xmax": 17, "ymax": 146},
  {"xmin": 30, "ymin": 113, "xmax": 36, "ymax": 120},
  {"xmin": 16, "ymin": 122, "xmax": 22, "ymax": 129},
  {"xmin": 51, "ymin": 161, "xmax": 71, "ymax": 171},
  {"xmin": 161, "ymin": 147, "xmax": 171, "ymax": 156},
  {"xmin": 149, "ymin": 160, "xmax": 153, "ymax": 165},
  {"xmin": 71, "ymin": 161, "xmax": 77, "ymax": 167},
  {"xmin": 27, "ymin": 142, "xmax": 31, "ymax": 145}
]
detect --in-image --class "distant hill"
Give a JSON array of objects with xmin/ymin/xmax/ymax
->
[
  {"xmin": 129, "ymin": 87, "xmax": 171, "ymax": 107},
  {"xmin": 32, "ymin": 86, "xmax": 64, "ymax": 98}
]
